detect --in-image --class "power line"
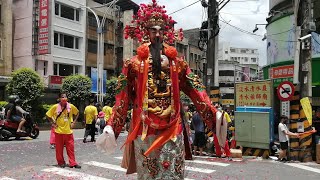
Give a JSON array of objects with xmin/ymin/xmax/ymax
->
[
  {"xmin": 220, "ymin": 11, "xmax": 268, "ymax": 15},
  {"xmin": 168, "ymin": 0, "xmax": 201, "ymax": 15},
  {"xmin": 219, "ymin": 17, "xmax": 298, "ymax": 42}
]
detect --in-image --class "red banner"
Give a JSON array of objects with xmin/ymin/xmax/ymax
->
[
  {"xmin": 50, "ymin": 76, "xmax": 65, "ymax": 85},
  {"xmin": 38, "ymin": 0, "xmax": 50, "ymax": 54},
  {"xmin": 270, "ymin": 65, "xmax": 294, "ymax": 79}
]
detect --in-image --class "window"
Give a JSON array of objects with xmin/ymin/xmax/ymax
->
[
  {"xmin": 225, "ymin": 51, "xmax": 228, "ymax": 54},
  {"xmin": 53, "ymin": 63, "xmax": 79, "ymax": 76},
  {"xmin": 251, "ymin": 58, "xmax": 257, "ymax": 63},
  {"xmin": 0, "ymin": 39, "xmax": 2, "ymax": 60},
  {"xmin": 87, "ymin": 39, "xmax": 108, "ymax": 55},
  {"xmin": 88, "ymin": 39, "xmax": 97, "ymax": 53},
  {"xmin": 244, "ymin": 57, "xmax": 248, "ymax": 62},
  {"xmin": 43, "ymin": 61, "xmax": 48, "ymax": 76},
  {"xmin": 190, "ymin": 53, "xmax": 193, "ymax": 61},
  {"xmin": 240, "ymin": 49, "xmax": 246, "ymax": 53},
  {"xmin": 219, "ymin": 70, "xmax": 234, "ymax": 76},
  {"xmin": 54, "ymin": 32, "xmax": 80, "ymax": 49},
  {"xmin": 55, "ymin": 3, "xmax": 80, "ymax": 22},
  {"xmin": 251, "ymin": 50, "xmax": 255, "ymax": 53},
  {"xmin": 230, "ymin": 48, "xmax": 235, "ymax": 53}
]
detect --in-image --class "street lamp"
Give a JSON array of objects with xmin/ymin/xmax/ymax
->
[
  {"xmin": 253, "ymin": 23, "xmax": 267, "ymax": 33},
  {"xmin": 78, "ymin": 0, "xmax": 119, "ymax": 104}
]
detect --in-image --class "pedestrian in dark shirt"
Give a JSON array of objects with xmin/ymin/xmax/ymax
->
[{"xmin": 192, "ymin": 112, "xmax": 206, "ymax": 156}]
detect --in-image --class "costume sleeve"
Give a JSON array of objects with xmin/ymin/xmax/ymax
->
[
  {"xmin": 178, "ymin": 59, "xmax": 217, "ymax": 130},
  {"xmin": 107, "ymin": 60, "xmax": 134, "ymax": 138}
]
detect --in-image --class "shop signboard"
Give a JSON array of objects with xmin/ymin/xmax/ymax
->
[
  {"xmin": 38, "ymin": 0, "xmax": 51, "ymax": 55},
  {"xmin": 235, "ymin": 81, "xmax": 272, "ymax": 107},
  {"xmin": 49, "ymin": 75, "xmax": 65, "ymax": 89},
  {"xmin": 281, "ymin": 101, "xmax": 290, "ymax": 119},
  {"xmin": 220, "ymin": 99, "xmax": 234, "ymax": 106}
]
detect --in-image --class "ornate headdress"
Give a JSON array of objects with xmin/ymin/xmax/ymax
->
[{"xmin": 124, "ymin": 0, "xmax": 184, "ymax": 45}]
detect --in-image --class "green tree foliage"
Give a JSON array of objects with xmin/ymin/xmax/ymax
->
[
  {"xmin": 6, "ymin": 68, "xmax": 44, "ymax": 111},
  {"xmin": 104, "ymin": 77, "xmax": 117, "ymax": 105},
  {"xmin": 61, "ymin": 74, "xmax": 92, "ymax": 107}
]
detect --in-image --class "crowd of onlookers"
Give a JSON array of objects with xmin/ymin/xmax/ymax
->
[{"xmin": 182, "ymin": 102, "xmax": 235, "ymax": 159}]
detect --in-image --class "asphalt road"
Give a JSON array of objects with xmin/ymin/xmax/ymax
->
[{"xmin": 0, "ymin": 129, "xmax": 320, "ymax": 180}]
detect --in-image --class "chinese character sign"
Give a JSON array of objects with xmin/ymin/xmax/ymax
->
[
  {"xmin": 271, "ymin": 65, "xmax": 294, "ymax": 79},
  {"xmin": 38, "ymin": 0, "xmax": 50, "ymax": 54},
  {"xmin": 236, "ymin": 81, "xmax": 272, "ymax": 107}
]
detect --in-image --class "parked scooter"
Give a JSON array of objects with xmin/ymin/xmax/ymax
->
[{"xmin": 0, "ymin": 112, "xmax": 40, "ymax": 141}]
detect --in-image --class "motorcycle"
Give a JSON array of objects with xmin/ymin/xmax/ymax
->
[{"xmin": 0, "ymin": 112, "xmax": 40, "ymax": 141}]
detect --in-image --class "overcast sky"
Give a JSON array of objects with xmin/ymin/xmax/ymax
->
[{"xmin": 132, "ymin": 0, "xmax": 269, "ymax": 66}]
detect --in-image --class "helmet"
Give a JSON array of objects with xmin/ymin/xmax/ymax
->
[{"xmin": 8, "ymin": 95, "xmax": 20, "ymax": 103}]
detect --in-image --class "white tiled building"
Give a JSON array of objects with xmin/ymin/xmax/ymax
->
[{"xmin": 13, "ymin": 0, "xmax": 87, "ymax": 87}]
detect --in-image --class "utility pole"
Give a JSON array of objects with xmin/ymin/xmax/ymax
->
[
  {"xmin": 298, "ymin": 0, "xmax": 313, "ymax": 99},
  {"xmin": 205, "ymin": 0, "xmax": 218, "ymax": 94}
]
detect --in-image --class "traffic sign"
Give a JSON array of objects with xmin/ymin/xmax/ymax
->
[{"xmin": 277, "ymin": 81, "xmax": 295, "ymax": 101}]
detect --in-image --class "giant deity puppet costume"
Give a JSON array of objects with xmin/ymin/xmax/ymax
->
[{"xmin": 105, "ymin": 0, "xmax": 228, "ymax": 179}]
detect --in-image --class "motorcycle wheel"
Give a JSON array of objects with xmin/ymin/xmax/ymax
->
[
  {"xmin": 30, "ymin": 128, "xmax": 39, "ymax": 139},
  {"xmin": 0, "ymin": 129, "xmax": 11, "ymax": 141}
]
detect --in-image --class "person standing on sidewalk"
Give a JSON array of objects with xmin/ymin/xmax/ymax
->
[
  {"xmin": 83, "ymin": 99, "xmax": 98, "ymax": 143},
  {"xmin": 46, "ymin": 92, "xmax": 81, "ymax": 168},
  {"xmin": 278, "ymin": 115, "xmax": 300, "ymax": 162}
]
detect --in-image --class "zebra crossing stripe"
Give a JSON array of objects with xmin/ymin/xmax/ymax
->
[
  {"xmin": 186, "ymin": 160, "xmax": 230, "ymax": 167},
  {"xmin": 286, "ymin": 163, "xmax": 320, "ymax": 174},
  {"xmin": 113, "ymin": 157, "xmax": 216, "ymax": 174},
  {"xmin": 84, "ymin": 161, "xmax": 127, "ymax": 172},
  {"xmin": 41, "ymin": 167, "xmax": 110, "ymax": 180},
  {"xmin": 0, "ymin": 177, "xmax": 16, "ymax": 180},
  {"xmin": 185, "ymin": 166, "xmax": 216, "ymax": 173}
]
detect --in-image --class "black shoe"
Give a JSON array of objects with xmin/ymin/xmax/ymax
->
[
  {"xmin": 57, "ymin": 164, "xmax": 66, "ymax": 168},
  {"xmin": 70, "ymin": 164, "xmax": 81, "ymax": 169},
  {"xmin": 281, "ymin": 158, "xmax": 288, "ymax": 162},
  {"xmin": 83, "ymin": 139, "xmax": 87, "ymax": 143},
  {"xmin": 91, "ymin": 139, "xmax": 96, "ymax": 142}
]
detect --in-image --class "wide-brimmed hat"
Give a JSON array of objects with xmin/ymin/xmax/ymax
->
[{"xmin": 98, "ymin": 111, "xmax": 105, "ymax": 118}]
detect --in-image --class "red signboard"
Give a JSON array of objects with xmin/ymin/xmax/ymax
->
[
  {"xmin": 270, "ymin": 65, "xmax": 294, "ymax": 79},
  {"xmin": 49, "ymin": 76, "xmax": 65, "ymax": 89},
  {"xmin": 38, "ymin": 0, "xmax": 50, "ymax": 54},
  {"xmin": 50, "ymin": 76, "xmax": 65, "ymax": 85}
]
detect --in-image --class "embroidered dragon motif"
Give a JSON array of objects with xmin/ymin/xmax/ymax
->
[{"xmin": 141, "ymin": 150, "xmax": 160, "ymax": 178}]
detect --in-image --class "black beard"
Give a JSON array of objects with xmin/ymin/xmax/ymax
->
[{"xmin": 150, "ymin": 38, "xmax": 162, "ymax": 78}]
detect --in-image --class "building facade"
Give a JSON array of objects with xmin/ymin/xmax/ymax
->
[
  {"xmin": 218, "ymin": 42, "xmax": 260, "ymax": 107},
  {"xmin": 13, "ymin": 0, "xmax": 87, "ymax": 98},
  {"xmin": 0, "ymin": 0, "xmax": 13, "ymax": 100},
  {"xmin": 263, "ymin": 0, "xmax": 320, "ymax": 102}
]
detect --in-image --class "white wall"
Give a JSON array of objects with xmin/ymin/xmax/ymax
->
[
  {"xmin": 51, "ymin": 0, "xmax": 87, "ymax": 75},
  {"xmin": 12, "ymin": 0, "xmax": 34, "ymax": 70}
]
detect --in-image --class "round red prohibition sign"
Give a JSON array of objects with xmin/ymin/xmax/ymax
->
[{"xmin": 277, "ymin": 81, "xmax": 295, "ymax": 101}]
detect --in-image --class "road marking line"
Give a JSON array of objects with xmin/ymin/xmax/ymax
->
[
  {"xmin": 184, "ymin": 178, "xmax": 195, "ymax": 180},
  {"xmin": 0, "ymin": 177, "xmax": 16, "ymax": 180},
  {"xmin": 114, "ymin": 156, "xmax": 123, "ymax": 160},
  {"xmin": 41, "ymin": 167, "xmax": 110, "ymax": 180},
  {"xmin": 286, "ymin": 163, "xmax": 320, "ymax": 174},
  {"xmin": 185, "ymin": 166, "xmax": 216, "ymax": 173},
  {"xmin": 84, "ymin": 161, "xmax": 127, "ymax": 172},
  {"xmin": 186, "ymin": 160, "xmax": 229, "ymax": 167}
]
